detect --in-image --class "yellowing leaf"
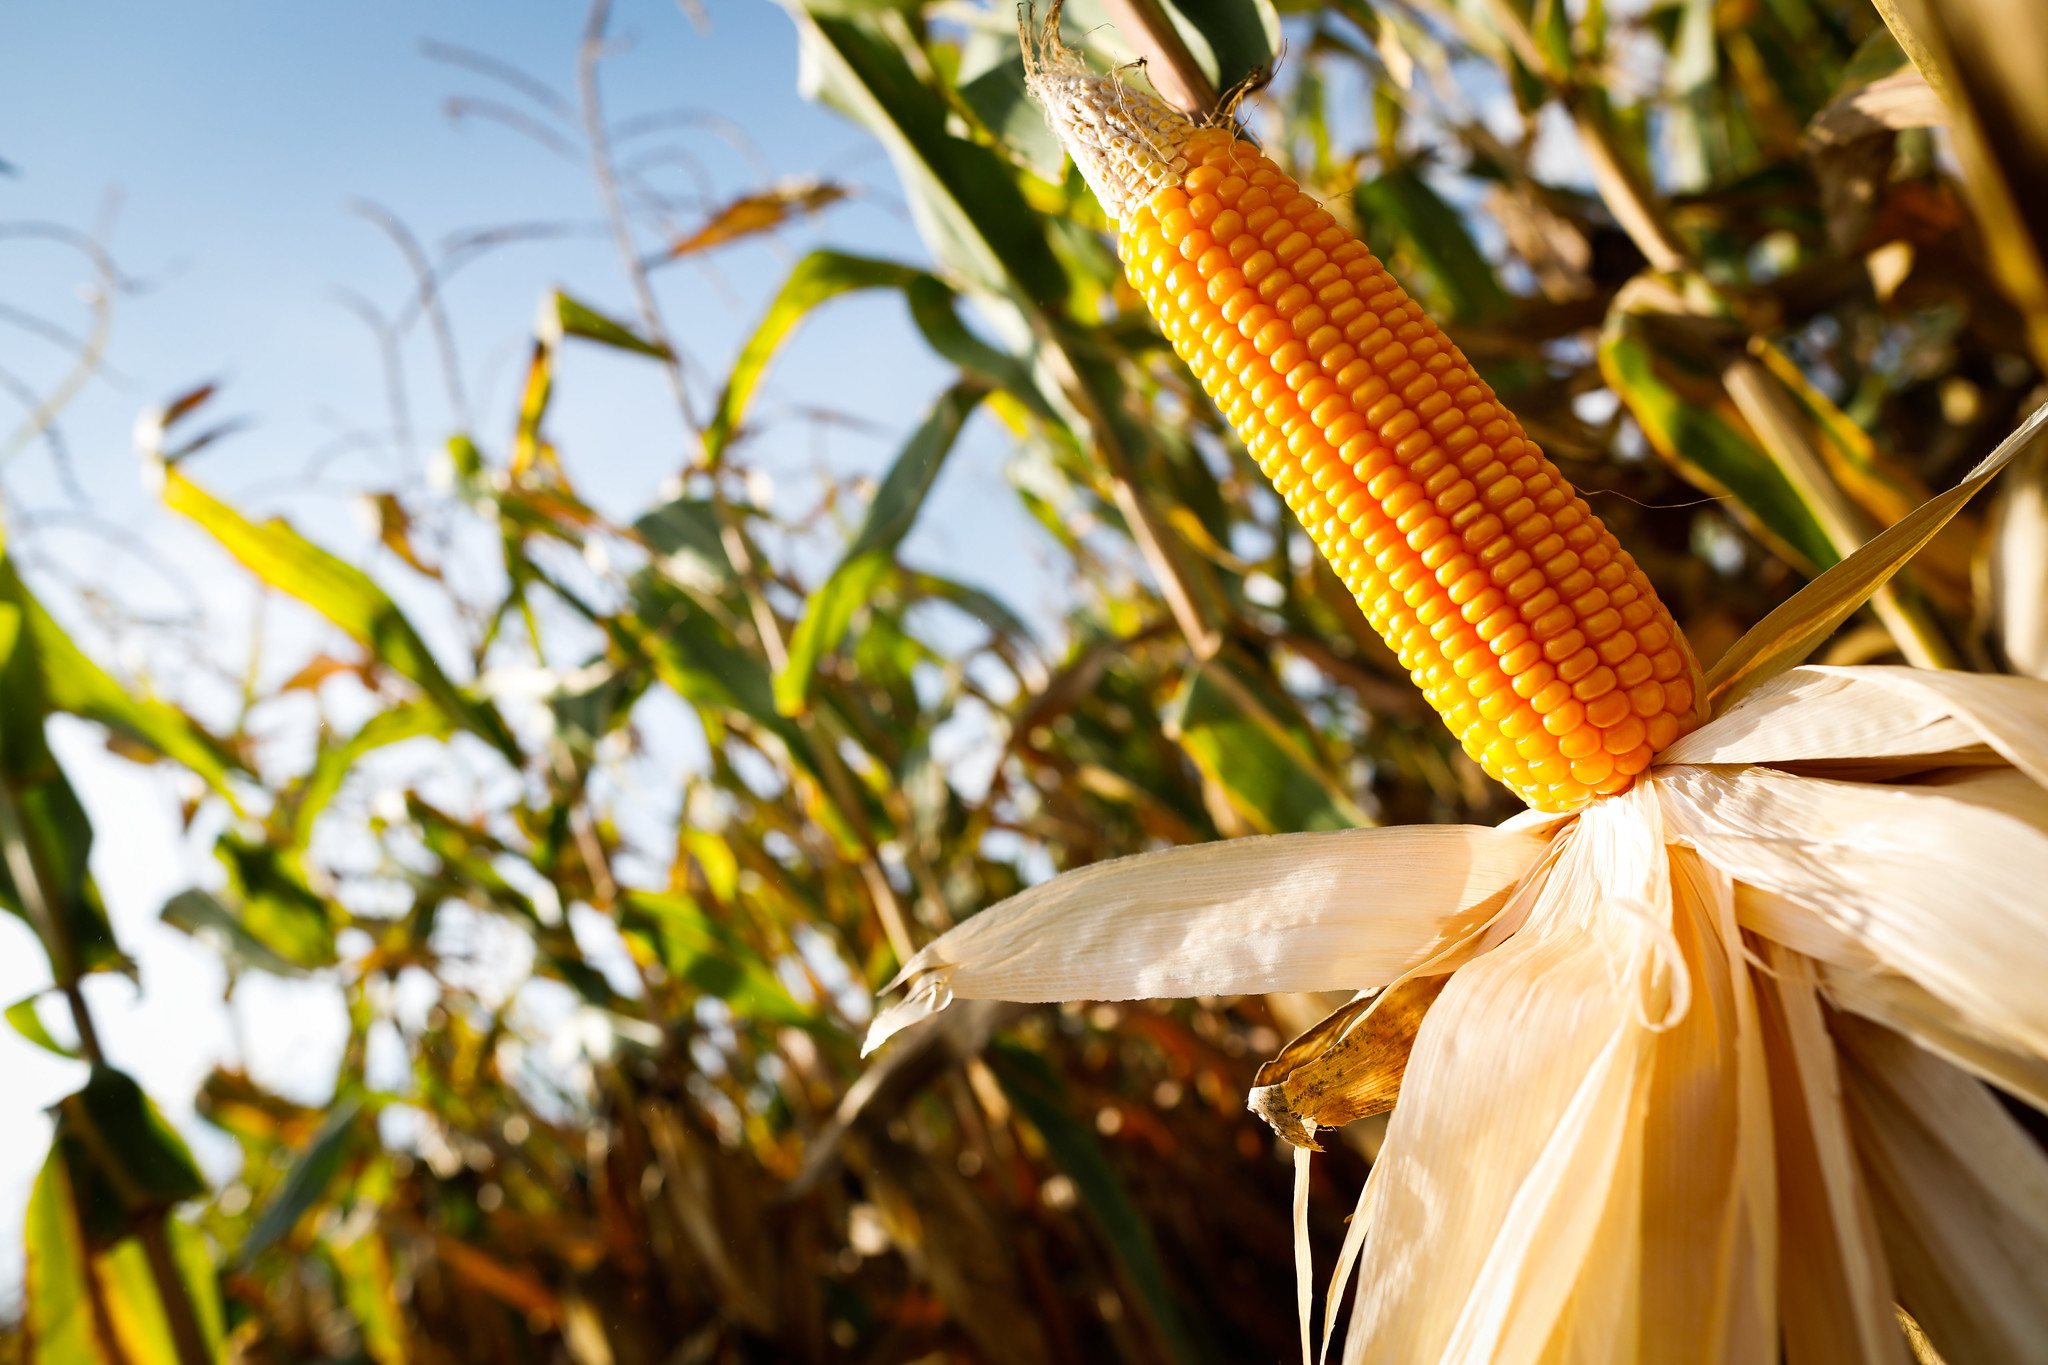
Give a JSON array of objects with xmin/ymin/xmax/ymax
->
[
  {"xmin": 667, "ymin": 180, "xmax": 848, "ymax": 257},
  {"xmin": 162, "ymin": 465, "xmax": 521, "ymax": 763},
  {"xmin": 1705, "ymin": 401, "xmax": 2048, "ymax": 713}
]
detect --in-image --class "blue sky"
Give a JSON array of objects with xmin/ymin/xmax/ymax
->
[{"xmin": 0, "ymin": 0, "xmax": 1060, "ymax": 1298}]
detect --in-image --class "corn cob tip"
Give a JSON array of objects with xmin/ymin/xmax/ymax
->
[
  {"xmin": 1026, "ymin": 27, "xmax": 1706, "ymax": 811},
  {"xmin": 1021, "ymin": 0, "xmax": 1200, "ymax": 223}
]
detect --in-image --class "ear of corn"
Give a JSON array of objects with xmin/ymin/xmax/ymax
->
[{"xmin": 1026, "ymin": 40, "xmax": 1705, "ymax": 811}]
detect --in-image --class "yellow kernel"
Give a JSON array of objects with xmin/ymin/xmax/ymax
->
[{"xmin": 1120, "ymin": 135, "xmax": 1702, "ymax": 809}]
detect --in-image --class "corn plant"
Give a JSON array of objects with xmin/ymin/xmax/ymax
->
[{"xmin": 4, "ymin": 0, "xmax": 2046, "ymax": 1360}]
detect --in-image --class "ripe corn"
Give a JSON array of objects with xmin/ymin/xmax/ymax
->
[{"xmin": 1027, "ymin": 42, "xmax": 1705, "ymax": 811}]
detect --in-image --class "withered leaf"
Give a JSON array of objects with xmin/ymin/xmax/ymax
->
[{"xmin": 1248, "ymin": 973, "xmax": 1452, "ymax": 1150}]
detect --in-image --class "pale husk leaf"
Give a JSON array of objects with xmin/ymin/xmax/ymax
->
[
  {"xmin": 1753, "ymin": 945, "xmax": 1906, "ymax": 1365},
  {"xmin": 1824, "ymin": 963, "xmax": 2048, "ymax": 1124},
  {"xmin": 1735, "ymin": 884, "xmax": 1883, "ymax": 972},
  {"xmin": 1658, "ymin": 668, "xmax": 1978, "ymax": 769},
  {"xmin": 1737, "ymin": 885, "xmax": 2048, "ymax": 1107},
  {"xmin": 1814, "ymin": 664, "xmax": 2048, "ymax": 789},
  {"xmin": 1657, "ymin": 764, "xmax": 2048, "ymax": 1061},
  {"xmin": 864, "ymin": 824, "xmax": 1548, "ymax": 1053},
  {"xmin": 1636, "ymin": 848, "xmax": 1777, "ymax": 1365},
  {"xmin": 1703, "ymin": 400, "xmax": 2048, "ymax": 714},
  {"xmin": 1836, "ymin": 1014, "xmax": 2048, "ymax": 1365},
  {"xmin": 1343, "ymin": 791, "xmax": 1677, "ymax": 1364},
  {"xmin": 1989, "ymin": 436, "xmax": 2048, "ymax": 678}
]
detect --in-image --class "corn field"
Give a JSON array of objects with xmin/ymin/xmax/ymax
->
[{"xmin": 3, "ymin": 0, "xmax": 2046, "ymax": 1361}]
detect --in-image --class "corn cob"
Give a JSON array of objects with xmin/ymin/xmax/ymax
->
[{"xmin": 1027, "ymin": 29, "xmax": 1706, "ymax": 812}]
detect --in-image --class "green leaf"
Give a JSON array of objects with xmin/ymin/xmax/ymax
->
[
  {"xmin": 1165, "ymin": 653, "xmax": 1366, "ymax": 833},
  {"xmin": 989, "ymin": 1041, "xmax": 1201, "ymax": 1365},
  {"xmin": 546, "ymin": 291, "xmax": 673, "ymax": 359},
  {"xmin": 290, "ymin": 701, "xmax": 457, "ymax": 849},
  {"xmin": 634, "ymin": 497, "xmax": 736, "ymax": 589},
  {"xmin": 777, "ymin": 552, "xmax": 894, "ymax": 717},
  {"xmin": 55, "ymin": 1067, "xmax": 208, "ymax": 1246},
  {"xmin": 705, "ymin": 251, "xmax": 1053, "ymax": 469},
  {"xmin": 160, "ymin": 889, "xmax": 308, "ymax": 979},
  {"xmin": 1354, "ymin": 167, "xmax": 1511, "ymax": 323},
  {"xmin": 24, "ymin": 1150, "xmax": 111, "ymax": 1364},
  {"xmin": 162, "ymin": 466, "xmax": 522, "ymax": 765},
  {"xmin": 0, "ymin": 598, "xmax": 126, "ymax": 978},
  {"xmin": 907, "ymin": 571, "xmax": 1037, "ymax": 649},
  {"xmin": 786, "ymin": 5, "xmax": 1067, "ymax": 306},
  {"xmin": 1159, "ymin": 0, "xmax": 1282, "ymax": 95},
  {"xmin": 956, "ymin": 30, "xmax": 1065, "ymax": 179},
  {"xmin": 705, "ymin": 250, "xmax": 921, "ymax": 464},
  {"xmin": 622, "ymin": 892, "xmax": 811, "ymax": 1025},
  {"xmin": 92, "ymin": 1224, "xmax": 224, "ymax": 1365},
  {"xmin": 0, "ymin": 559, "xmax": 243, "ymax": 799},
  {"xmin": 613, "ymin": 590, "xmax": 786, "ymax": 729},
  {"xmin": 237, "ymin": 1098, "xmax": 362, "ymax": 1266},
  {"xmin": 903, "ymin": 276, "xmax": 1057, "ymax": 420},
  {"xmin": 7, "ymin": 991, "xmax": 79, "ymax": 1058},
  {"xmin": 213, "ymin": 832, "xmax": 336, "ymax": 969},
  {"xmin": 1599, "ymin": 310, "xmax": 1837, "ymax": 570},
  {"xmin": 550, "ymin": 664, "xmax": 644, "ymax": 758},
  {"xmin": 25, "ymin": 1150, "xmax": 224, "ymax": 1365},
  {"xmin": 777, "ymin": 382, "xmax": 987, "ymax": 713}
]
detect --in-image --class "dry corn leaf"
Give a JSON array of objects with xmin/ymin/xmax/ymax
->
[
  {"xmin": 1754, "ymin": 946, "xmax": 1905, "ymax": 1365},
  {"xmin": 1836, "ymin": 1014, "xmax": 2048, "ymax": 1365},
  {"xmin": 1659, "ymin": 764, "xmax": 2048, "ymax": 1061},
  {"xmin": 864, "ymin": 824, "xmax": 1550, "ymax": 1054},
  {"xmin": 666, "ymin": 179, "xmax": 847, "ymax": 258},
  {"xmin": 1247, "ymin": 973, "xmax": 1451, "ymax": 1150},
  {"xmin": 1990, "ymin": 437, "xmax": 2048, "ymax": 676},
  {"xmin": 1822, "ymin": 960, "xmax": 2048, "ymax": 1112},
  {"xmin": 1703, "ymin": 401, "xmax": 2048, "ymax": 713},
  {"xmin": 1343, "ymin": 789, "xmax": 1696, "ymax": 1364}
]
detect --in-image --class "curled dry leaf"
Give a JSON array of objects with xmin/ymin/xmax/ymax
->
[
  {"xmin": 667, "ymin": 179, "xmax": 849, "ymax": 258},
  {"xmin": 1247, "ymin": 973, "xmax": 1451, "ymax": 1151}
]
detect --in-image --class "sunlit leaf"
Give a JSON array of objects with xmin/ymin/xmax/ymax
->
[
  {"xmin": 0, "ymin": 558, "xmax": 243, "ymax": 798},
  {"xmin": 907, "ymin": 570, "xmax": 1037, "ymax": 649},
  {"xmin": 786, "ymin": 3, "xmax": 1067, "ymax": 305},
  {"xmin": 545, "ymin": 291, "xmax": 673, "ymax": 360},
  {"xmin": 288, "ymin": 700, "xmax": 457, "ymax": 848},
  {"xmin": 956, "ymin": 30, "xmax": 1065, "ymax": 178},
  {"xmin": 1165, "ymin": 650, "xmax": 1367, "ymax": 832},
  {"xmin": 0, "ymin": 593, "xmax": 137, "ymax": 983},
  {"xmin": 778, "ymin": 381, "xmax": 988, "ymax": 714},
  {"xmin": 1160, "ymin": 0, "xmax": 1283, "ymax": 96},
  {"xmin": 705, "ymin": 250, "xmax": 920, "ymax": 463},
  {"xmin": 24, "ymin": 1151, "xmax": 112, "ymax": 1364},
  {"xmin": 23, "ymin": 1151, "xmax": 221, "ymax": 1365},
  {"xmin": 1707, "ymin": 400, "xmax": 2048, "ymax": 710},
  {"xmin": 6, "ymin": 991, "xmax": 78, "ymax": 1059},
  {"xmin": 1600, "ymin": 299, "xmax": 1835, "ymax": 569},
  {"xmin": 159, "ymin": 889, "xmax": 308, "ymax": 979},
  {"xmin": 623, "ymin": 892, "xmax": 811, "ymax": 1025},
  {"xmin": 54, "ymin": 1067, "xmax": 208, "ymax": 1246},
  {"xmin": 634, "ymin": 496, "xmax": 735, "ymax": 590},
  {"xmin": 237, "ymin": 1099, "xmax": 362, "ymax": 1265},
  {"xmin": 162, "ymin": 465, "xmax": 521, "ymax": 764},
  {"xmin": 1354, "ymin": 166, "xmax": 1511, "ymax": 323},
  {"xmin": 213, "ymin": 832, "xmax": 336, "ymax": 969},
  {"xmin": 330, "ymin": 1228, "xmax": 410, "ymax": 1365},
  {"xmin": 667, "ymin": 180, "xmax": 848, "ymax": 257}
]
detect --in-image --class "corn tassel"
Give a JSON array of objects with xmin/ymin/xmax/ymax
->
[{"xmin": 1027, "ymin": 25, "xmax": 1706, "ymax": 811}]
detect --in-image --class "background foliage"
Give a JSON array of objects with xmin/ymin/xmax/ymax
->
[{"xmin": 4, "ymin": 0, "xmax": 2045, "ymax": 1360}]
